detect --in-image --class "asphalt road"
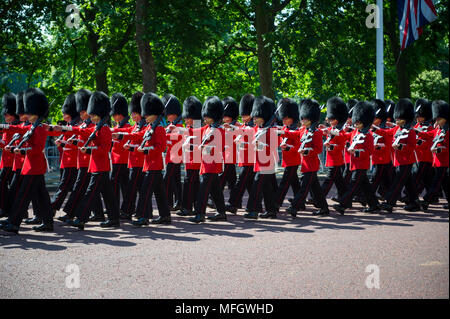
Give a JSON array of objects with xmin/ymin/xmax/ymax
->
[{"xmin": 1, "ymin": 188, "xmax": 448, "ymax": 299}]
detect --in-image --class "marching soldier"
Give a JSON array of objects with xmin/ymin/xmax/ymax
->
[
  {"xmin": 163, "ymin": 94, "xmax": 183, "ymax": 211},
  {"xmin": 64, "ymin": 91, "xmax": 121, "ymax": 230},
  {"xmin": 1, "ymin": 88, "xmax": 54, "ymax": 234},
  {"xmin": 319, "ymin": 96, "xmax": 348, "ymax": 199},
  {"xmin": 225, "ymin": 94, "xmax": 256, "ymax": 214},
  {"xmin": 189, "ymin": 96, "xmax": 226, "ymax": 223},
  {"xmin": 416, "ymin": 100, "xmax": 449, "ymax": 210},
  {"xmin": 377, "ymin": 99, "xmax": 421, "ymax": 213},
  {"xmin": 112, "ymin": 92, "xmax": 146, "ymax": 220},
  {"xmin": 175, "ymin": 96, "xmax": 202, "ymax": 217},
  {"xmin": 47, "ymin": 94, "xmax": 80, "ymax": 217},
  {"xmin": 283, "ymin": 99, "xmax": 329, "ymax": 217},
  {"xmin": 110, "ymin": 93, "xmax": 131, "ymax": 208},
  {"xmin": 332, "ymin": 101, "xmax": 380, "ymax": 215},
  {"xmin": 274, "ymin": 98, "xmax": 301, "ymax": 209},
  {"xmin": 0, "ymin": 93, "xmax": 20, "ymax": 217},
  {"xmin": 369, "ymin": 99, "xmax": 393, "ymax": 198},
  {"xmin": 244, "ymin": 96, "xmax": 280, "ymax": 219},
  {"xmin": 131, "ymin": 93, "xmax": 171, "ymax": 226}
]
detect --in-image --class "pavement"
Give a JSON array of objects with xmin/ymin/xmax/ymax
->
[{"xmin": 0, "ymin": 173, "xmax": 448, "ymax": 299}]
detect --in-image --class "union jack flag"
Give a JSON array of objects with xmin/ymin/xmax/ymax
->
[{"xmin": 398, "ymin": 0, "xmax": 438, "ymax": 50}]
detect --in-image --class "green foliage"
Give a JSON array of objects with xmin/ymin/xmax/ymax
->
[{"xmin": 411, "ymin": 70, "xmax": 450, "ymax": 102}]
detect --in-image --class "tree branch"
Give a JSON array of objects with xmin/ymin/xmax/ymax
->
[{"xmin": 230, "ymin": 0, "xmax": 254, "ymax": 21}]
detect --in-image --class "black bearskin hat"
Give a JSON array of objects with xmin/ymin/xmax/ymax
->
[
  {"xmin": 87, "ymin": 91, "xmax": 111, "ymax": 118},
  {"xmin": 352, "ymin": 101, "xmax": 375, "ymax": 130},
  {"xmin": 61, "ymin": 94, "xmax": 78, "ymax": 119},
  {"xmin": 182, "ymin": 96, "xmax": 202, "ymax": 120},
  {"xmin": 277, "ymin": 97, "xmax": 299, "ymax": 124},
  {"xmin": 385, "ymin": 99, "xmax": 395, "ymax": 120},
  {"xmin": 75, "ymin": 89, "xmax": 92, "ymax": 113},
  {"xmin": 251, "ymin": 95, "xmax": 275, "ymax": 124},
  {"xmin": 110, "ymin": 93, "xmax": 128, "ymax": 117},
  {"xmin": 223, "ymin": 96, "xmax": 239, "ymax": 120},
  {"xmin": 415, "ymin": 98, "xmax": 432, "ymax": 121},
  {"xmin": 129, "ymin": 91, "xmax": 144, "ymax": 114},
  {"xmin": 394, "ymin": 98, "xmax": 415, "ymax": 124},
  {"xmin": 2, "ymin": 92, "xmax": 17, "ymax": 118},
  {"xmin": 202, "ymin": 96, "xmax": 224, "ymax": 122},
  {"xmin": 162, "ymin": 94, "xmax": 181, "ymax": 116},
  {"xmin": 141, "ymin": 92, "xmax": 164, "ymax": 117},
  {"xmin": 24, "ymin": 88, "xmax": 49, "ymax": 118},
  {"xmin": 16, "ymin": 91, "xmax": 25, "ymax": 115},
  {"xmin": 326, "ymin": 96, "xmax": 348, "ymax": 124},
  {"xmin": 239, "ymin": 93, "xmax": 255, "ymax": 116},
  {"xmin": 372, "ymin": 99, "xmax": 387, "ymax": 122},
  {"xmin": 346, "ymin": 99, "xmax": 358, "ymax": 118},
  {"xmin": 432, "ymin": 100, "xmax": 449, "ymax": 121},
  {"xmin": 300, "ymin": 99, "xmax": 320, "ymax": 124}
]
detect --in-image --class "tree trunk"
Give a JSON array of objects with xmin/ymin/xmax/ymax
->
[
  {"xmin": 136, "ymin": 0, "xmax": 157, "ymax": 93},
  {"xmin": 385, "ymin": 1, "xmax": 411, "ymax": 98},
  {"xmin": 85, "ymin": 9, "xmax": 109, "ymax": 94},
  {"xmin": 254, "ymin": 1, "xmax": 275, "ymax": 100}
]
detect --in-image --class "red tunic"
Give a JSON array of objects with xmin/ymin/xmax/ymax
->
[
  {"xmin": 279, "ymin": 126, "xmax": 301, "ymax": 167},
  {"xmin": 182, "ymin": 126, "xmax": 201, "ymax": 171},
  {"xmin": 371, "ymin": 128, "xmax": 393, "ymax": 165},
  {"xmin": 414, "ymin": 123, "xmax": 434, "ymax": 163},
  {"xmin": 236, "ymin": 123, "xmax": 255, "ymax": 167},
  {"xmin": 375, "ymin": 126, "xmax": 416, "ymax": 167},
  {"xmin": 111, "ymin": 123, "xmax": 131, "ymax": 164},
  {"xmin": 165, "ymin": 123, "xmax": 184, "ymax": 164},
  {"xmin": 115, "ymin": 123, "xmax": 145, "ymax": 168},
  {"xmin": 0, "ymin": 128, "xmax": 20, "ymax": 168},
  {"xmin": 20, "ymin": 125, "xmax": 48, "ymax": 175},
  {"xmin": 347, "ymin": 130, "xmax": 374, "ymax": 171},
  {"xmin": 322, "ymin": 127, "xmax": 346, "ymax": 167},
  {"xmin": 418, "ymin": 127, "xmax": 449, "ymax": 168},
  {"xmin": 195, "ymin": 125, "xmax": 225, "ymax": 175},
  {"xmin": 141, "ymin": 125, "xmax": 166, "ymax": 172},
  {"xmin": 2, "ymin": 123, "xmax": 30, "ymax": 171},
  {"xmin": 284, "ymin": 127, "xmax": 322, "ymax": 172}
]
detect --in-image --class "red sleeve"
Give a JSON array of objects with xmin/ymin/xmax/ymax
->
[{"xmin": 26, "ymin": 126, "xmax": 47, "ymax": 155}]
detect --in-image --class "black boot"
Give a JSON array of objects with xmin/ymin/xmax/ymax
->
[
  {"xmin": 24, "ymin": 216, "xmax": 42, "ymax": 225},
  {"xmin": 420, "ymin": 200, "xmax": 430, "ymax": 211},
  {"xmin": 313, "ymin": 207, "xmax": 330, "ymax": 216},
  {"xmin": 243, "ymin": 211, "xmax": 258, "ymax": 220},
  {"xmin": 67, "ymin": 218, "xmax": 85, "ymax": 230},
  {"xmin": 189, "ymin": 213, "xmax": 205, "ymax": 223},
  {"xmin": 1, "ymin": 222, "xmax": 19, "ymax": 234},
  {"xmin": 225, "ymin": 204, "xmax": 237, "ymax": 214},
  {"xmin": 57, "ymin": 215, "xmax": 71, "ymax": 222},
  {"xmin": 259, "ymin": 211, "xmax": 277, "ymax": 219},
  {"xmin": 119, "ymin": 210, "xmax": 132, "ymax": 220},
  {"xmin": 151, "ymin": 216, "xmax": 171, "ymax": 225},
  {"xmin": 332, "ymin": 204, "xmax": 346, "ymax": 215},
  {"xmin": 132, "ymin": 217, "xmax": 149, "ymax": 227},
  {"xmin": 33, "ymin": 221, "xmax": 54, "ymax": 232},
  {"xmin": 100, "ymin": 219, "xmax": 120, "ymax": 228},
  {"xmin": 363, "ymin": 206, "xmax": 380, "ymax": 213},
  {"xmin": 285, "ymin": 207, "xmax": 297, "ymax": 218},
  {"xmin": 207, "ymin": 212, "xmax": 227, "ymax": 221},
  {"xmin": 89, "ymin": 214, "xmax": 105, "ymax": 222},
  {"xmin": 0, "ymin": 209, "xmax": 8, "ymax": 218},
  {"xmin": 177, "ymin": 209, "xmax": 195, "ymax": 216},
  {"xmin": 379, "ymin": 202, "xmax": 393, "ymax": 213},
  {"xmin": 404, "ymin": 201, "xmax": 421, "ymax": 212},
  {"xmin": 207, "ymin": 199, "xmax": 216, "ymax": 209}
]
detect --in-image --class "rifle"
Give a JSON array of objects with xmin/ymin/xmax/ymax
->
[
  {"xmin": 81, "ymin": 115, "xmax": 109, "ymax": 149},
  {"xmin": 15, "ymin": 117, "xmax": 44, "ymax": 149},
  {"xmin": 431, "ymin": 128, "xmax": 447, "ymax": 152},
  {"xmin": 392, "ymin": 128, "xmax": 410, "ymax": 149},
  {"xmin": 347, "ymin": 132, "xmax": 366, "ymax": 154},
  {"xmin": 5, "ymin": 133, "xmax": 21, "ymax": 152},
  {"xmin": 123, "ymin": 119, "xmax": 147, "ymax": 151},
  {"xmin": 252, "ymin": 103, "xmax": 284, "ymax": 148}
]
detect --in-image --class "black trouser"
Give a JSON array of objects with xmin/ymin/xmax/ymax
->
[
  {"xmin": 228, "ymin": 166, "xmax": 255, "ymax": 209},
  {"xmin": 338, "ymin": 169, "xmax": 379, "ymax": 209},
  {"xmin": 51, "ymin": 167, "xmax": 77, "ymax": 211},
  {"xmin": 275, "ymin": 165, "xmax": 300, "ymax": 207},
  {"xmin": 136, "ymin": 170, "xmax": 170, "ymax": 219},
  {"xmin": 110, "ymin": 163, "xmax": 129, "ymax": 208},
  {"xmin": 424, "ymin": 167, "xmax": 449, "ymax": 203},
  {"xmin": 164, "ymin": 163, "xmax": 182, "ymax": 208},
  {"xmin": 7, "ymin": 170, "xmax": 39, "ymax": 219},
  {"xmin": 0, "ymin": 167, "xmax": 13, "ymax": 211},
  {"xmin": 246, "ymin": 172, "xmax": 278, "ymax": 214},
  {"xmin": 64, "ymin": 167, "xmax": 103, "ymax": 218},
  {"xmin": 120, "ymin": 167, "xmax": 143, "ymax": 215},
  {"xmin": 75, "ymin": 172, "xmax": 120, "ymax": 223},
  {"xmin": 291, "ymin": 171, "xmax": 328, "ymax": 210},
  {"xmin": 182, "ymin": 169, "xmax": 200, "ymax": 212},
  {"xmin": 194, "ymin": 173, "xmax": 226, "ymax": 215},
  {"xmin": 8, "ymin": 175, "xmax": 53, "ymax": 226},
  {"xmin": 321, "ymin": 165, "xmax": 346, "ymax": 198},
  {"xmin": 219, "ymin": 163, "xmax": 237, "ymax": 191},
  {"xmin": 412, "ymin": 162, "xmax": 433, "ymax": 196},
  {"xmin": 370, "ymin": 163, "xmax": 392, "ymax": 197},
  {"xmin": 343, "ymin": 163, "xmax": 351, "ymax": 184},
  {"xmin": 384, "ymin": 164, "xmax": 418, "ymax": 206}
]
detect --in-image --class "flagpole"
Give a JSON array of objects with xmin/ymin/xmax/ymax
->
[{"xmin": 376, "ymin": 0, "xmax": 384, "ymax": 100}]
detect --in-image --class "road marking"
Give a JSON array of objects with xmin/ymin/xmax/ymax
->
[{"xmin": 420, "ymin": 261, "xmax": 444, "ymax": 266}]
